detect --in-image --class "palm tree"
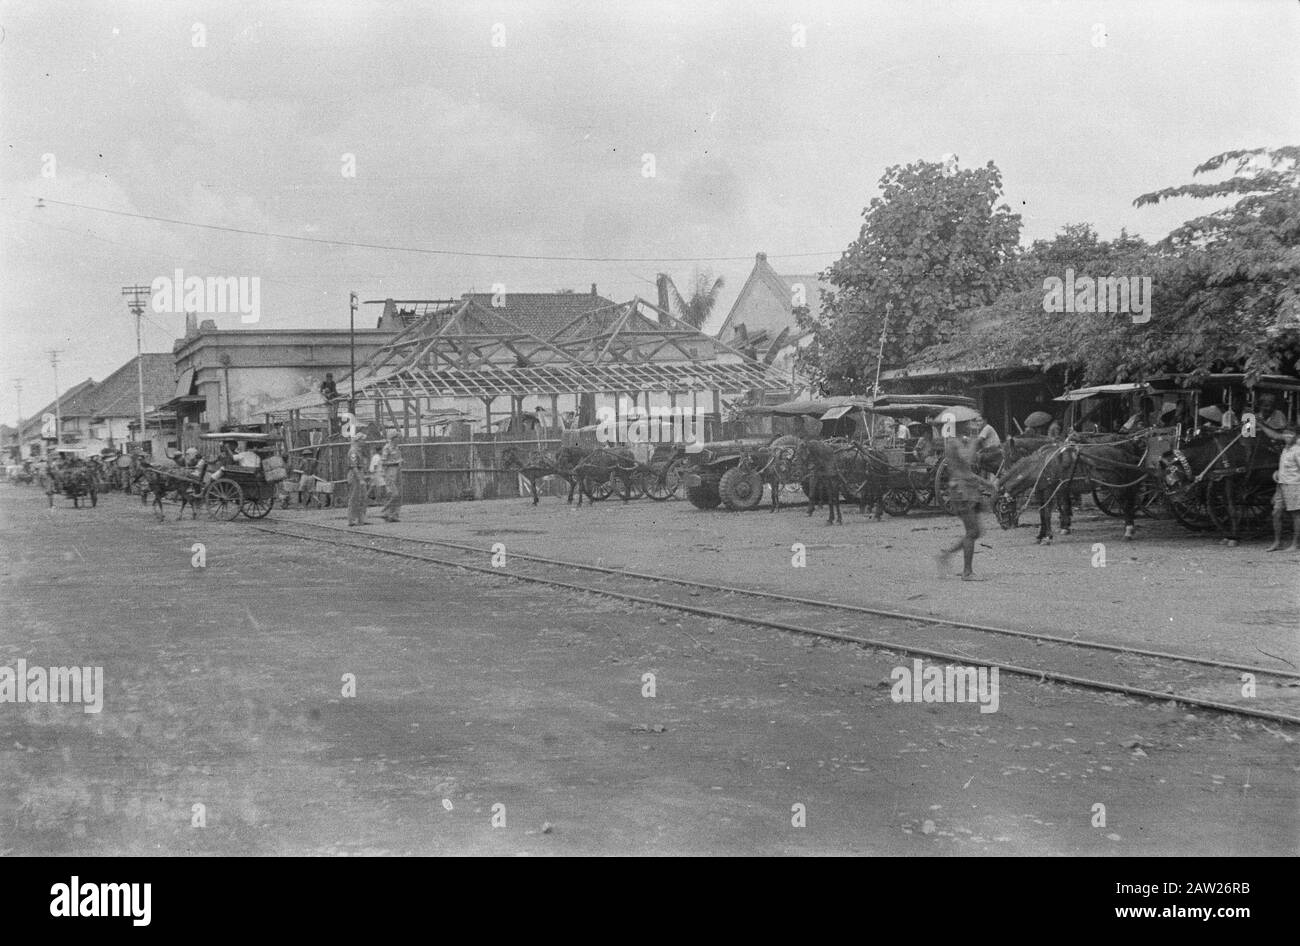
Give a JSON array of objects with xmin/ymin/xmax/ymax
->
[{"xmin": 666, "ymin": 269, "xmax": 725, "ymax": 330}]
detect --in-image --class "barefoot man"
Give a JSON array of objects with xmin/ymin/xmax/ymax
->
[
  {"xmin": 937, "ymin": 421, "xmax": 994, "ymax": 580},
  {"xmin": 1266, "ymin": 425, "xmax": 1300, "ymax": 552}
]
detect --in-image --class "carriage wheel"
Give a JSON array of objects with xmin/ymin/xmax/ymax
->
[
  {"xmin": 1207, "ymin": 478, "xmax": 1272, "ymax": 538},
  {"xmin": 644, "ymin": 460, "xmax": 682, "ymax": 501},
  {"xmin": 204, "ymin": 479, "xmax": 243, "ymax": 520},
  {"xmin": 719, "ymin": 466, "xmax": 764, "ymax": 511},
  {"xmin": 1225, "ymin": 479, "xmax": 1273, "ymax": 537},
  {"xmin": 881, "ymin": 487, "xmax": 915, "ymax": 517},
  {"xmin": 1137, "ymin": 481, "xmax": 1167, "ymax": 518},
  {"xmin": 240, "ymin": 492, "xmax": 276, "ymax": 519},
  {"xmin": 1165, "ymin": 483, "xmax": 1213, "ymax": 531},
  {"xmin": 1091, "ymin": 483, "xmax": 1124, "ymax": 518},
  {"xmin": 583, "ymin": 474, "xmax": 615, "ymax": 502}
]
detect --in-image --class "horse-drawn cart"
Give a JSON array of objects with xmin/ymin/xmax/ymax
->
[{"xmin": 198, "ymin": 432, "xmax": 284, "ymax": 520}]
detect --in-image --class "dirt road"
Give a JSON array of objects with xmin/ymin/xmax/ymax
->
[{"xmin": 1, "ymin": 488, "xmax": 1296, "ymax": 855}]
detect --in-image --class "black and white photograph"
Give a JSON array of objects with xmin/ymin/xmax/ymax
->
[{"xmin": 1, "ymin": 0, "xmax": 1297, "ymax": 883}]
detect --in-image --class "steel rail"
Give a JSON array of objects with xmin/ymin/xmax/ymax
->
[
  {"xmin": 252, "ymin": 521, "xmax": 1300, "ymax": 726},
  {"xmin": 265, "ymin": 516, "xmax": 1300, "ymax": 680}
]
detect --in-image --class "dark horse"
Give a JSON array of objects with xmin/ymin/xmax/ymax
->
[
  {"xmin": 982, "ymin": 435, "xmax": 1072, "ymax": 533},
  {"xmin": 132, "ymin": 463, "xmax": 204, "ymax": 521},
  {"xmin": 999, "ymin": 435, "xmax": 1145, "ymax": 543},
  {"xmin": 500, "ymin": 446, "xmax": 573, "ymax": 505},
  {"xmin": 795, "ymin": 439, "xmax": 843, "ymax": 524},
  {"xmin": 556, "ymin": 445, "xmax": 640, "ymax": 507}
]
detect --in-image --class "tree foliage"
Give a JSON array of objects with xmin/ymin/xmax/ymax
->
[
  {"xmin": 666, "ymin": 268, "xmax": 725, "ymax": 330},
  {"xmin": 895, "ymin": 146, "xmax": 1300, "ymax": 387},
  {"xmin": 798, "ymin": 158, "xmax": 1021, "ymax": 393}
]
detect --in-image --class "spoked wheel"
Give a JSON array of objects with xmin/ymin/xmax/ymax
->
[
  {"xmin": 1207, "ymin": 477, "xmax": 1272, "ymax": 538},
  {"xmin": 1091, "ymin": 483, "xmax": 1125, "ymax": 518},
  {"xmin": 907, "ymin": 468, "xmax": 934, "ymax": 509},
  {"xmin": 718, "ymin": 466, "xmax": 764, "ymax": 511},
  {"xmin": 881, "ymin": 487, "xmax": 915, "ymax": 517},
  {"xmin": 1166, "ymin": 483, "xmax": 1213, "ymax": 531},
  {"xmin": 240, "ymin": 492, "xmax": 276, "ymax": 519},
  {"xmin": 582, "ymin": 475, "xmax": 615, "ymax": 502},
  {"xmin": 1137, "ymin": 481, "xmax": 1167, "ymax": 518},
  {"xmin": 644, "ymin": 461, "xmax": 682, "ymax": 501},
  {"xmin": 204, "ymin": 479, "xmax": 243, "ymax": 520}
]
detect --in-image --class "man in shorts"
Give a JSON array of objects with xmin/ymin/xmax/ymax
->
[
  {"xmin": 1266, "ymin": 424, "xmax": 1300, "ymax": 552},
  {"xmin": 936, "ymin": 423, "xmax": 995, "ymax": 580}
]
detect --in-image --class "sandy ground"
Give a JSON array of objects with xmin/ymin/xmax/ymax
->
[
  {"xmin": 294, "ymin": 489, "xmax": 1300, "ymax": 671},
  {"xmin": 1, "ymin": 485, "xmax": 1296, "ymax": 856}
]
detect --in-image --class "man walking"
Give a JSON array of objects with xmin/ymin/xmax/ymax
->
[
  {"xmin": 937, "ymin": 423, "xmax": 994, "ymax": 580},
  {"xmin": 346, "ymin": 433, "xmax": 369, "ymax": 527},
  {"xmin": 379, "ymin": 429, "xmax": 403, "ymax": 523}
]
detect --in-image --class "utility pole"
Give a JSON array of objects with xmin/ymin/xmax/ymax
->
[
  {"xmin": 349, "ymin": 291, "xmax": 358, "ymax": 412},
  {"xmin": 122, "ymin": 285, "xmax": 151, "ymax": 447},
  {"xmin": 48, "ymin": 350, "xmax": 63, "ymax": 449},
  {"xmin": 872, "ymin": 302, "xmax": 892, "ymax": 399},
  {"xmin": 12, "ymin": 379, "xmax": 22, "ymax": 458}
]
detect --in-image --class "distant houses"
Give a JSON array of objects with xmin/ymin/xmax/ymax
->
[{"xmin": 715, "ymin": 252, "xmax": 829, "ymax": 394}]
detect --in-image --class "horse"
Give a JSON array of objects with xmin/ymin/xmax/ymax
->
[
  {"xmin": 735, "ymin": 436, "xmax": 801, "ymax": 513},
  {"xmin": 794, "ymin": 438, "xmax": 843, "ymax": 525},
  {"xmin": 982, "ymin": 435, "xmax": 1072, "ymax": 532},
  {"xmin": 1000, "ymin": 435, "xmax": 1146, "ymax": 543},
  {"xmin": 132, "ymin": 463, "xmax": 204, "ymax": 521},
  {"xmin": 833, "ymin": 440, "xmax": 893, "ymax": 519},
  {"xmin": 558, "ymin": 445, "xmax": 640, "ymax": 506},
  {"xmin": 500, "ymin": 446, "xmax": 573, "ymax": 505}
]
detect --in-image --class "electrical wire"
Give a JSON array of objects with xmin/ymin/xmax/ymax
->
[{"xmin": 33, "ymin": 196, "xmax": 841, "ymax": 263}]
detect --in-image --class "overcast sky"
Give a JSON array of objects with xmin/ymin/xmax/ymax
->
[{"xmin": 2, "ymin": 0, "xmax": 1297, "ymax": 424}]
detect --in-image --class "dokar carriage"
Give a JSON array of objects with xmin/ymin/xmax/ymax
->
[
  {"xmin": 49, "ymin": 448, "xmax": 98, "ymax": 508},
  {"xmin": 197, "ymin": 432, "xmax": 285, "ymax": 520}
]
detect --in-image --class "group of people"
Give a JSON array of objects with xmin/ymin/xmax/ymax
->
[{"xmin": 347, "ymin": 429, "xmax": 403, "ymax": 527}]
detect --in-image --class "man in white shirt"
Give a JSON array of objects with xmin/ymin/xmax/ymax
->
[{"xmin": 368, "ymin": 448, "xmax": 385, "ymax": 504}]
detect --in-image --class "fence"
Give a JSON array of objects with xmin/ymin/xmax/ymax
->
[{"xmin": 286, "ymin": 430, "xmax": 571, "ymax": 505}]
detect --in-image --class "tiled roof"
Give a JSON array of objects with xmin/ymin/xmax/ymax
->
[
  {"xmin": 460, "ymin": 291, "xmax": 620, "ymax": 339},
  {"xmin": 84, "ymin": 353, "xmax": 175, "ymax": 417}
]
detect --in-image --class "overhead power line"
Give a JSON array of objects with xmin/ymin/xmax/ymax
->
[{"xmin": 36, "ymin": 197, "xmax": 841, "ymax": 264}]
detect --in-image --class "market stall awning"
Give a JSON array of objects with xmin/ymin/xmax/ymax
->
[{"xmin": 1054, "ymin": 383, "xmax": 1151, "ymax": 402}]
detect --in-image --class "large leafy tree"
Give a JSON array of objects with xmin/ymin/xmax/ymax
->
[
  {"xmin": 1127, "ymin": 146, "xmax": 1300, "ymax": 381},
  {"xmin": 911, "ymin": 224, "xmax": 1167, "ymax": 385},
  {"xmin": 798, "ymin": 158, "xmax": 1022, "ymax": 393},
  {"xmin": 901, "ymin": 147, "xmax": 1300, "ymax": 386}
]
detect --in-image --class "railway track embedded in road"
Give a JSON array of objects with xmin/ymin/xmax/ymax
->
[{"xmin": 252, "ymin": 517, "xmax": 1300, "ymax": 726}]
